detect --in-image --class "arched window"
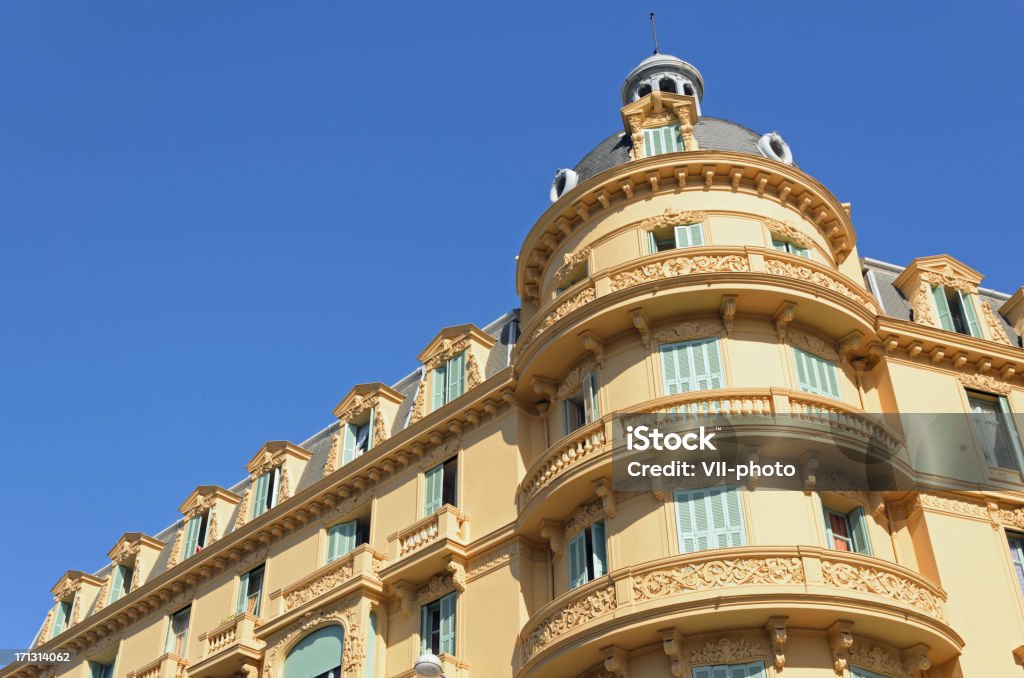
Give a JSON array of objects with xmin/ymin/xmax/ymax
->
[
  {"xmin": 284, "ymin": 625, "xmax": 345, "ymax": 678},
  {"xmin": 638, "ymin": 83, "xmax": 652, "ymax": 98},
  {"xmin": 682, "ymin": 83, "xmax": 694, "ymax": 96},
  {"xmin": 658, "ymin": 77, "xmax": 677, "ymax": 93}
]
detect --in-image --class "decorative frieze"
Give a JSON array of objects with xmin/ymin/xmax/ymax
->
[
  {"xmin": 819, "ymin": 558, "xmax": 945, "ymax": 621},
  {"xmin": 652, "ymin": 319, "xmax": 724, "ymax": 343},
  {"xmin": 638, "ymin": 209, "xmax": 707, "ymax": 232},
  {"xmin": 763, "ymin": 256, "xmax": 875, "ymax": 307},
  {"xmin": 609, "ymin": 254, "xmax": 749, "ymax": 292},
  {"xmin": 688, "ymin": 637, "xmax": 763, "ymax": 664},
  {"xmin": 564, "ymin": 501, "xmax": 604, "ymax": 541},
  {"xmin": 958, "ymin": 371, "xmax": 1012, "ymax": 395},
  {"xmin": 786, "ymin": 327, "xmax": 840, "ymax": 361},
  {"xmin": 631, "ymin": 557, "xmax": 804, "ymax": 601},
  {"xmin": 763, "ymin": 218, "xmax": 813, "ymax": 248},
  {"xmin": 554, "ymin": 248, "xmax": 591, "ymax": 282},
  {"xmin": 980, "ymin": 301, "xmax": 1012, "ymax": 344},
  {"xmin": 519, "ymin": 585, "xmax": 616, "ymax": 664},
  {"xmin": 555, "ymin": 360, "xmax": 598, "ymax": 400}
]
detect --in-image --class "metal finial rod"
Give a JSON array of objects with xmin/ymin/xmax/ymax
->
[{"xmin": 649, "ymin": 12, "xmax": 660, "ymax": 54}]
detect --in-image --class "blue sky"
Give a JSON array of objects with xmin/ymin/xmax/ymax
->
[{"xmin": 1, "ymin": 1, "xmax": 1022, "ymax": 644}]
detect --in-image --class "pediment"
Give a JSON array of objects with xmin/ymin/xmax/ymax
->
[
  {"xmin": 177, "ymin": 484, "xmax": 241, "ymax": 515},
  {"xmin": 332, "ymin": 382, "xmax": 405, "ymax": 420},
  {"xmin": 51, "ymin": 570, "xmax": 102, "ymax": 599},
  {"xmin": 619, "ymin": 90, "xmax": 698, "ymax": 131},
  {"xmin": 106, "ymin": 532, "xmax": 166, "ymax": 562},
  {"xmin": 245, "ymin": 440, "xmax": 313, "ymax": 476},
  {"xmin": 893, "ymin": 254, "xmax": 983, "ymax": 293},
  {"xmin": 417, "ymin": 324, "xmax": 496, "ymax": 368}
]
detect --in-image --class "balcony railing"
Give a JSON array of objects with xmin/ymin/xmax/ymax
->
[
  {"xmin": 127, "ymin": 654, "xmax": 187, "ymax": 678},
  {"xmin": 265, "ymin": 544, "xmax": 387, "ymax": 617},
  {"xmin": 187, "ymin": 613, "xmax": 264, "ymax": 678},
  {"xmin": 389, "ymin": 505, "xmax": 469, "ymax": 560}
]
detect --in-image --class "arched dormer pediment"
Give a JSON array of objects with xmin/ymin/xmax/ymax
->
[
  {"xmin": 43, "ymin": 570, "xmax": 103, "ymax": 636},
  {"xmin": 94, "ymin": 533, "xmax": 165, "ymax": 609},
  {"xmin": 894, "ymin": 255, "xmax": 988, "ymax": 333},
  {"xmin": 178, "ymin": 484, "xmax": 241, "ymax": 517},
  {"xmin": 106, "ymin": 532, "xmax": 165, "ymax": 564},
  {"xmin": 410, "ymin": 324, "xmax": 496, "ymax": 422},
  {"xmin": 168, "ymin": 485, "xmax": 241, "ymax": 567},
  {"xmin": 324, "ymin": 383, "xmax": 405, "ymax": 475},
  {"xmin": 620, "ymin": 91, "xmax": 700, "ymax": 160},
  {"xmin": 240, "ymin": 442, "xmax": 312, "ymax": 513},
  {"xmin": 51, "ymin": 570, "xmax": 102, "ymax": 602}
]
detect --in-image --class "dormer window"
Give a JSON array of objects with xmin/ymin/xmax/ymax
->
[
  {"xmin": 643, "ymin": 124, "xmax": 684, "ymax": 157},
  {"xmin": 932, "ymin": 285, "xmax": 982, "ymax": 338},
  {"xmin": 771, "ymin": 236, "xmax": 810, "ymax": 259},
  {"xmin": 251, "ymin": 467, "xmax": 281, "ymax": 519},
  {"xmin": 50, "ymin": 596, "xmax": 75, "ymax": 638},
  {"xmin": 649, "ymin": 222, "xmax": 703, "ymax": 253},
  {"xmin": 183, "ymin": 510, "xmax": 210, "ymax": 559},
  {"xmin": 341, "ymin": 408, "xmax": 375, "ymax": 466},
  {"xmin": 108, "ymin": 564, "xmax": 133, "ymax": 604},
  {"xmin": 431, "ymin": 352, "xmax": 466, "ymax": 411}
]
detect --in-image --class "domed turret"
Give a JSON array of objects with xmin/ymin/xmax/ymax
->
[{"xmin": 621, "ymin": 52, "xmax": 704, "ymax": 106}]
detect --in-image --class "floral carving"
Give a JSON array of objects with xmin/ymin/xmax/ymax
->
[
  {"xmin": 424, "ymin": 337, "xmax": 471, "ymax": 370},
  {"xmin": 919, "ymin": 269, "xmax": 977, "ymax": 294},
  {"xmin": 554, "ymin": 248, "xmax": 591, "ymax": 282},
  {"xmin": 520, "ymin": 585, "xmax": 616, "ymax": 664},
  {"xmin": 957, "ymin": 372, "xmax": 1011, "ymax": 395},
  {"xmin": 324, "ymin": 429, "xmax": 342, "ymax": 476},
  {"xmin": 849, "ymin": 643, "xmax": 911, "ymax": 678},
  {"xmin": 555, "ymin": 360, "xmax": 597, "ymax": 401},
  {"xmin": 466, "ymin": 350, "xmax": 483, "ymax": 390},
  {"xmin": 335, "ymin": 394, "xmax": 377, "ymax": 425},
  {"xmin": 631, "ymin": 557, "xmax": 804, "ymax": 601},
  {"xmin": 234, "ymin": 487, "xmax": 251, "ymax": 529},
  {"xmin": 167, "ymin": 524, "xmax": 184, "ymax": 568},
  {"xmin": 639, "ymin": 209, "xmax": 707, "ymax": 232},
  {"xmin": 416, "ymin": 563, "xmax": 466, "ymax": 604},
  {"xmin": 764, "ymin": 218, "xmax": 812, "ymax": 248},
  {"xmin": 284, "ymin": 558, "xmax": 355, "ymax": 610},
  {"xmin": 917, "ymin": 493, "xmax": 990, "ymax": 519},
  {"xmin": 909, "ymin": 283, "xmax": 936, "ymax": 326},
  {"xmin": 688, "ymin": 637, "xmax": 764, "ymax": 664},
  {"xmin": 262, "ymin": 597, "xmax": 362, "ymax": 678},
  {"xmin": 786, "ymin": 328, "xmax": 839, "ymax": 361},
  {"xmin": 980, "ymin": 300, "xmax": 1011, "ymax": 344},
  {"xmin": 763, "ymin": 257, "xmax": 874, "ymax": 306},
  {"xmin": 410, "ymin": 378, "xmax": 427, "ymax": 423},
  {"xmin": 564, "ymin": 502, "xmax": 604, "ymax": 540},
  {"xmin": 819, "ymin": 559, "xmax": 946, "ymax": 620},
  {"xmin": 527, "ymin": 284, "xmax": 597, "ymax": 344},
  {"xmin": 610, "ymin": 255, "xmax": 749, "ymax": 292},
  {"xmin": 652, "ymin": 319, "xmax": 724, "ymax": 343},
  {"xmin": 519, "ymin": 427, "xmax": 606, "ymax": 509}
]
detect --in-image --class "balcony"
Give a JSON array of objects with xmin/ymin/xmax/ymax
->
[
  {"xmin": 515, "ymin": 546, "xmax": 962, "ymax": 677},
  {"xmin": 126, "ymin": 655, "xmax": 188, "ymax": 678},
  {"xmin": 188, "ymin": 614, "xmax": 263, "ymax": 678},
  {"xmin": 515, "ymin": 246, "xmax": 878, "ymax": 380},
  {"xmin": 517, "ymin": 388, "xmax": 906, "ymax": 532},
  {"xmin": 265, "ymin": 545, "xmax": 387, "ymax": 619},
  {"xmin": 380, "ymin": 505, "xmax": 470, "ymax": 583}
]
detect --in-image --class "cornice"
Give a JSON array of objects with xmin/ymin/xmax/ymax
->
[
  {"xmin": 331, "ymin": 382, "xmax": 405, "ymax": 420},
  {"xmin": 177, "ymin": 485, "xmax": 241, "ymax": 515},
  {"xmin": 245, "ymin": 441, "xmax": 313, "ymax": 476},
  {"xmin": 106, "ymin": 533, "xmax": 166, "ymax": 561}
]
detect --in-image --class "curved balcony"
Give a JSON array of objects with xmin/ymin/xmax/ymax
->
[
  {"xmin": 189, "ymin": 614, "xmax": 264, "ymax": 678},
  {"xmin": 514, "ymin": 246, "xmax": 878, "ymax": 383},
  {"xmin": 514, "ymin": 546, "xmax": 962, "ymax": 677},
  {"xmin": 516, "ymin": 388, "xmax": 906, "ymax": 533}
]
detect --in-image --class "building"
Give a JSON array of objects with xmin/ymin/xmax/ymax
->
[{"xmin": 7, "ymin": 50, "xmax": 1024, "ymax": 678}]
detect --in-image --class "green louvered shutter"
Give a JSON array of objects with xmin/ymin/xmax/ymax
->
[
  {"xmin": 660, "ymin": 343, "xmax": 693, "ymax": 395},
  {"xmin": 420, "ymin": 604, "xmax": 432, "ymax": 654},
  {"xmin": 584, "ymin": 372, "xmax": 599, "ymax": 422},
  {"xmin": 959, "ymin": 291, "xmax": 982, "ymax": 337},
  {"xmin": 999, "ymin": 396, "xmax": 1024, "ymax": 468},
  {"xmin": 562, "ymin": 399, "xmax": 573, "ymax": 437},
  {"xmin": 183, "ymin": 515, "xmax": 202, "ymax": 557},
  {"xmin": 591, "ymin": 521, "xmax": 608, "ymax": 577},
  {"xmin": 431, "ymin": 364, "xmax": 447, "ymax": 411},
  {"xmin": 236, "ymin": 571, "xmax": 250, "ymax": 615},
  {"xmin": 424, "ymin": 464, "xmax": 444, "ymax": 516},
  {"xmin": 252, "ymin": 473, "xmax": 269, "ymax": 518},
  {"xmin": 932, "ymin": 285, "xmax": 955, "ymax": 330},
  {"xmin": 794, "ymin": 348, "xmax": 839, "ymax": 399},
  {"xmin": 847, "ymin": 507, "xmax": 872, "ymax": 556},
  {"xmin": 447, "ymin": 353, "xmax": 465, "ymax": 403},
  {"xmin": 648, "ymin": 230, "xmax": 659, "ymax": 254},
  {"xmin": 692, "ymin": 338, "xmax": 724, "ymax": 391},
  {"xmin": 674, "ymin": 489, "xmax": 712, "ymax": 553},
  {"xmin": 365, "ymin": 612, "xmax": 378, "ymax": 678},
  {"xmin": 674, "ymin": 223, "xmax": 703, "ymax": 248},
  {"xmin": 328, "ymin": 520, "xmax": 358, "ymax": 562},
  {"xmin": 711, "ymin": 486, "xmax": 746, "ymax": 547},
  {"xmin": 438, "ymin": 593, "xmax": 456, "ymax": 655},
  {"xmin": 109, "ymin": 566, "xmax": 124, "ymax": 603},
  {"xmin": 342, "ymin": 423, "xmax": 357, "ymax": 465},
  {"xmin": 850, "ymin": 668, "xmax": 887, "ymax": 678},
  {"xmin": 366, "ymin": 407, "xmax": 376, "ymax": 451},
  {"xmin": 567, "ymin": 531, "xmax": 588, "ymax": 588},
  {"xmin": 52, "ymin": 601, "xmax": 69, "ymax": 637},
  {"xmin": 89, "ymin": 663, "xmax": 103, "ymax": 678},
  {"xmin": 730, "ymin": 662, "xmax": 766, "ymax": 677},
  {"xmin": 692, "ymin": 668, "xmax": 712, "ymax": 678}
]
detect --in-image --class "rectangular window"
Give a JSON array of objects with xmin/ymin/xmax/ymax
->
[
  {"xmin": 967, "ymin": 391, "xmax": 1024, "ymax": 471},
  {"xmin": 165, "ymin": 606, "xmax": 191, "ymax": 656},
  {"xmin": 327, "ymin": 519, "xmax": 369, "ymax": 563},
  {"xmin": 431, "ymin": 352, "xmax": 466, "ymax": 412},
  {"xmin": 792, "ymin": 347, "xmax": 841, "ymax": 399},
  {"xmin": 51, "ymin": 598, "xmax": 74, "ymax": 638},
  {"xmin": 89, "ymin": 660, "xmax": 116, "ymax": 678},
  {"xmin": 822, "ymin": 506, "xmax": 872, "ymax": 555},
  {"xmin": 236, "ymin": 565, "xmax": 264, "ymax": 617},
  {"xmin": 251, "ymin": 467, "xmax": 281, "ymax": 519},
  {"xmin": 555, "ymin": 262, "xmax": 588, "ymax": 295},
  {"xmin": 674, "ymin": 486, "xmax": 746, "ymax": 553},
  {"xmin": 642, "ymin": 124, "xmax": 684, "ymax": 157},
  {"xmin": 692, "ymin": 660, "xmax": 765, "ymax": 678},
  {"xmin": 567, "ymin": 520, "xmax": 608, "ymax": 589},
  {"xmin": 420, "ymin": 592, "xmax": 456, "ymax": 656},
  {"xmin": 648, "ymin": 223, "xmax": 704, "ymax": 253},
  {"xmin": 182, "ymin": 510, "xmax": 210, "ymax": 559},
  {"xmin": 423, "ymin": 457, "xmax": 458, "ymax": 516},
  {"xmin": 931, "ymin": 285, "xmax": 982, "ymax": 337},
  {"xmin": 108, "ymin": 564, "xmax": 133, "ymax": 604},
  {"xmin": 341, "ymin": 408, "xmax": 376, "ymax": 466},
  {"xmin": 562, "ymin": 371, "xmax": 599, "ymax": 436},
  {"xmin": 771, "ymin": 236, "xmax": 811, "ymax": 258},
  {"xmin": 1008, "ymin": 535, "xmax": 1024, "ymax": 594},
  {"xmin": 660, "ymin": 338, "xmax": 724, "ymax": 396}
]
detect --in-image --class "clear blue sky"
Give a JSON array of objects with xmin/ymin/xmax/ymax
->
[{"xmin": 1, "ymin": 1, "xmax": 1021, "ymax": 645}]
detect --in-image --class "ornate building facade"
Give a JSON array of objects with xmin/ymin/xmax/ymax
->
[{"xmin": 7, "ymin": 52, "xmax": 1024, "ymax": 678}]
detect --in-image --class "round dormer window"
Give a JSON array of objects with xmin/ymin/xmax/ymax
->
[
  {"xmin": 758, "ymin": 132, "xmax": 794, "ymax": 165},
  {"xmin": 549, "ymin": 168, "xmax": 579, "ymax": 203}
]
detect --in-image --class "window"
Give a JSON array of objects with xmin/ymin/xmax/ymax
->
[
  {"xmin": 660, "ymin": 338, "xmax": 724, "ymax": 396},
  {"xmin": 89, "ymin": 660, "xmax": 116, "ymax": 678},
  {"xmin": 431, "ymin": 352, "xmax": 466, "ymax": 411},
  {"xmin": 165, "ymin": 606, "xmax": 191, "ymax": 656},
  {"xmin": 236, "ymin": 565, "xmax": 264, "ymax": 617},
  {"xmin": 326, "ymin": 518, "xmax": 370, "ymax": 563},
  {"xmin": 50, "ymin": 597, "xmax": 74, "ymax": 638},
  {"xmin": 341, "ymin": 410, "xmax": 375, "ymax": 467},
  {"xmin": 285, "ymin": 626, "xmax": 344, "ymax": 678},
  {"xmin": 674, "ymin": 486, "xmax": 746, "ymax": 553},
  {"xmin": 771, "ymin": 236, "xmax": 810, "ymax": 258},
  {"xmin": 643, "ymin": 124, "xmax": 684, "ymax": 156},
  {"xmin": 648, "ymin": 223, "xmax": 704, "ymax": 253},
  {"xmin": 931, "ymin": 285, "xmax": 982, "ymax": 337},
  {"xmin": 967, "ymin": 391, "xmax": 1024, "ymax": 471},
  {"xmin": 108, "ymin": 564, "xmax": 133, "ymax": 604},
  {"xmin": 555, "ymin": 262, "xmax": 588, "ymax": 295},
  {"xmin": 822, "ymin": 506, "xmax": 872, "ymax": 555},
  {"xmin": 365, "ymin": 611, "xmax": 378, "ymax": 678},
  {"xmin": 567, "ymin": 520, "xmax": 608, "ymax": 589},
  {"xmin": 423, "ymin": 457, "xmax": 458, "ymax": 516},
  {"xmin": 183, "ymin": 510, "xmax": 210, "ymax": 559},
  {"xmin": 563, "ymin": 371, "xmax": 599, "ymax": 435},
  {"xmin": 251, "ymin": 467, "xmax": 281, "ymax": 519},
  {"xmin": 692, "ymin": 661, "xmax": 765, "ymax": 678},
  {"xmin": 420, "ymin": 593, "xmax": 456, "ymax": 656},
  {"xmin": 659, "ymin": 77, "xmax": 677, "ymax": 93},
  {"xmin": 850, "ymin": 668, "xmax": 888, "ymax": 678},
  {"xmin": 1008, "ymin": 535, "xmax": 1024, "ymax": 594},
  {"xmin": 792, "ymin": 347, "xmax": 841, "ymax": 399}
]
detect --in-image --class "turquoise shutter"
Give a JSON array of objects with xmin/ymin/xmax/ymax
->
[
  {"xmin": 674, "ymin": 489, "xmax": 712, "ymax": 553},
  {"xmin": 89, "ymin": 664, "xmax": 103, "ymax": 678},
  {"xmin": 693, "ymin": 339, "xmax": 724, "ymax": 391},
  {"xmin": 590, "ymin": 521, "xmax": 608, "ymax": 577},
  {"xmin": 52, "ymin": 601, "xmax": 68, "ymax": 637},
  {"xmin": 793, "ymin": 244, "xmax": 811, "ymax": 258},
  {"xmin": 850, "ymin": 668, "xmax": 887, "ymax": 678},
  {"xmin": 660, "ymin": 343, "xmax": 693, "ymax": 395},
  {"xmin": 252, "ymin": 473, "xmax": 269, "ymax": 518},
  {"xmin": 584, "ymin": 372, "xmax": 599, "ymax": 422},
  {"xmin": 439, "ymin": 593, "xmax": 456, "ymax": 655},
  {"xmin": 648, "ymin": 230, "xmax": 658, "ymax": 254},
  {"xmin": 567, "ymin": 532, "xmax": 588, "ymax": 588},
  {"xmin": 419, "ymin": 604, "xmax": 432, "ymax": 654},
  {"xmin": 109, "ymin": 566, "xmax": 124, "ymax": 603},
  {"xmin": 793, "ymin": 348, "xmax": 814, "ymax": 392},
  {"xmin": 794, "ymin": 348, "xmax": 839, "ymax": 399},
  {"xmin": 643, "ymin": 128, "xmax": 657, "ymax": 156},
  {"xmin": 431, "ymin": 365, "xmax": 447, "ymax": 411},
  {"xmin": 342, "ymin": 424, "xmax": 357, "ymax": 465},
  {"xmin": 328, "ymin": 520, "xmax": 358, "ymax": 562},
  {"xmin": 710, "ymin": 486, "xmax": 746, "ymax": 547},
  {"xmin": 848, "ymin": 507, "xmax": 872, "ymax": 556},
  {"xmin": 424, "ymin": 464, "xmax": 444, "ymax": 515},
  {"xmin": 367, "ymin": 407, "xmax": 376, "ymax": 451},
  {"xmin": 692, "ymin": 668, "xmax": 712, "ymax": 678},
  {"xmin": 999, "ymin": 396, "xmax": 1024, "ymax": 467},
  {"xmin": 959, "ymin": 291, "xmax": 982, "ymax": 337},
  {"xmin": 236, "ymin": 571, "xmax": 250, "ymax": 615},
  {"xmin": 447, "ymin": 353, "xmax": 465, "ymax": 402},
  {"xmin": 562, "ymin": 399, "xmax": 572, "ymax": 437},
  {"xmin": 730, "ymin": 662, "xmax": 766, "ymax": 677},
  {"xmin": 183, "ymin": 516, "xmax": 201, "ymax": 557},
  {"xmin": 931, "ymin": 285, "xmax": 955, "ymax": 330},
  {"xmin": 771, "ymin": 238, "xmax": 787, "ymax": 252},
  {"xmin": 821, "ymin": 506, "xmax": 836, "ymax": 548},
  {"xmin": 365, "ymin": 611, "xmax": 378, "ymax": 678},
  {"xmin": 674, "ymin": 223, "xmax": 703, "ymax": 247}
]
